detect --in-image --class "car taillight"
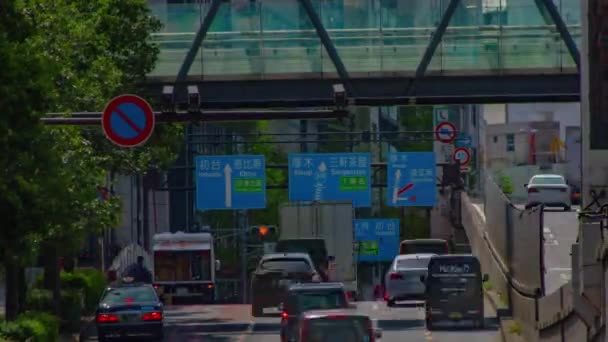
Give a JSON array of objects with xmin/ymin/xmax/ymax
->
[
  {"xmin": 528, "ymin": 188, "xmax": 539, "ymax": 193},
  {"xmin": 125, "ymin": 298, "xmax": 134, "ymax": 303},
  {"xmin": 153, "ymin": 284, "xmax": 159, "ymax": 289},
  {"xmin": 389, "ymin": 272, "xmax": 402, "ymax": 280},
  {"xmin": 142, "ymin": 311, "xmax": 163, "ymax": 321},
  {"xmin": 96, "ymin": 313, "xmax": 119, "ymax": 323},
  {"xmin": 281, "ymin": 311, "xmax": 288, "ymax": 320}
]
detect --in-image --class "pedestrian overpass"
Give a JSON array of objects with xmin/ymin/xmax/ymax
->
[{"xmin": 143, "ymin": 0, "xmax": 581, "ymax": 107}]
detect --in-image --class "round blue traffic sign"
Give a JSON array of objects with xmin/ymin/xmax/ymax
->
[{"xmin": 102, "ymin": 94, "xmax": 155, "ymax": 147}]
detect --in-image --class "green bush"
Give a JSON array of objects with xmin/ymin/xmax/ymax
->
[
  {"xmin": 60, "ymin": 289, "xmax": 83, "ymax": 333},
  {"xmin": 25, "ymin": 289, "xmax": 53, "ymax": 313},
  {"xmin": 61, "ymin": 268, "xmax": 107, "ymax": 314},
  {"xmin": 0, "ymin": 311, "xmax": 59, "ymax": 342}
]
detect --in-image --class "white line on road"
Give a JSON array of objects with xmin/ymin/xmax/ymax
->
[
  {"xmin": 548, "ymin": 267, "xmax": 572, "ymax": 272},
  {"xmin": 547, "ymin": 233, "xmax": 555, "ymax": 239},
  {"xmin": 544, "ymin": 227, "xmax": 551, "ymax": 233},
  {"xmin": 561, "ymin": 273, "xmax": 572, "ymax": 281}
]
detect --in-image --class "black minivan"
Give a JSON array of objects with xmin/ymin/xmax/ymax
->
[{"xmin": 422, "ymin": 255, "xmax": 488, "ymax": 330}]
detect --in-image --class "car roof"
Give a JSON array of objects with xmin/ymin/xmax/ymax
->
[
  {"xmin": 532, "ymin": 174, "xmax": 563, "ymax": 178},
  {"xmin": 261, "ymin": 252, "xmax": 312, "ymax": 260},
  {"xmin": 395, "ymin": 253, "xmax": 436, "ymax": 260},
  {"xmin": 301, "ymin": 309, "xmax": 370, "ymax": 319},
  {"xmin": 288, "ymin": 282, "xmax": 344, "ymax": 291},
  {"xmin": 106, "ymin": 282, "xmax": 154, "ymax": 290},
  {"xmin": 430, "ymin": 254, "xmax": 477, "ymax": 260}
]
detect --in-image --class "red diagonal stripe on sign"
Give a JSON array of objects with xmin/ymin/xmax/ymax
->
[
  {"xmin": 397, "ymin": 183, "xmax": 414, "ymax": 195},
  {"xmin": 114, "ymin": 106, "xmax": 144, "ymax": 134}
]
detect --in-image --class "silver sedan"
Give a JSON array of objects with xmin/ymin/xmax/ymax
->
[
  {"xmin": 525, "ymin": 174, "xmax": 571, "ymax": 211},
  {"xmin": 384, "ymin": 253, "xmax": 435, "ymax": 306}
]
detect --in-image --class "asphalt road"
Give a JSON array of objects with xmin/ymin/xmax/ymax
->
[
  {"xmin": 85, "ymin": 300, "xmax": 499, "ymax": 342},
  {"xmin": 542, "ymin": 207, "xmax": 579, "ymax": 294}
]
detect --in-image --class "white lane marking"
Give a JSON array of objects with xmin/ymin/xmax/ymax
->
[
  {"xmin": 237, "ymin": 321, "xmax": 255, "ymax": 342},
  {"xmin": 473, "ymin": 204, "xmax": 486, "ymax": 222},
  {"xmin": 545, "ymin": 240, "xmax": 559, "ymax": 246},
  {"xmin": 561, "ymin": 273, "xmax": 572, "ymax": 281},
  {"xmin": 372, "ymin": 303, "xmax": 379, "ymax": 311},
  {"xmin": 549, "ymin": 267, "xmax": 572, "ymax": 272},
  {"xmin": 547, "ymin": 233, "xmax": 555, "ymax": 239},
  {"xmin": 544, "ymin": 227, "xmax": 551, "ymax": 233}
]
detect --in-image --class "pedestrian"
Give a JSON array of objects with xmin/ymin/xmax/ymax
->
[{"xmin": 126, "ymin": 256, "xmax": 152, "ymax": 283}]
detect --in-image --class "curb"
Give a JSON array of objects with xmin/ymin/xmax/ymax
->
[{"xmin": 77, "ymin": 317, "xmax": 95, "ymax": 342}]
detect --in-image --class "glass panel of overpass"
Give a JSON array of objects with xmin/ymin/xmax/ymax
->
[{"xmin": 147, "ymin": 0, "xmax": 581, "ymax": 79}]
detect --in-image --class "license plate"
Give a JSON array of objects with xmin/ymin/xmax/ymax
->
[
  {"xmin": 122, "ymin": 314, "xmax": 140, "ymax": 322},
  {"xmin": 176, "ymin": 287, "xmax": 188, "ymax": 295},
  {"xmin": 449, "ymin": 312, "xmax": 463, "ymax": 320},
  {"xmin": 279, "ymin": 279, "xmax": 294, "ymax": 287}
]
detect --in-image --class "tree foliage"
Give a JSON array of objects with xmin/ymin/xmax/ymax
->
[{"xmin": 0, "ymin": 0, "xmax": 183, "ymax": 317}]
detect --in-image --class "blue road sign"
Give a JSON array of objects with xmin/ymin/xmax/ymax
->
[
  {"xmin": 288, "ymin": 153, "xmax": 371, "ymax": 207},
  {"xmin": 387, "ymin": 152, "xmax": 436, "ymax": 207},
  {"xmin": 455, "ymin": 133, "xmax": 472, "ymax": 147},
  {"xmin": 102, "ymin": 95, "xmax": 155, "ymax": 148},
  {"xmin": 354, "ymin": 219, "xmax": 400, "ymax": 262},
  {"xmin": 195, "ymin": 155, "xmax": 266, "ymax": 210}
]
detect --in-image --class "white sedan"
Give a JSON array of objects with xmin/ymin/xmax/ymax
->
[
  {"xmin": 384, "ymin": 253, "xmax": 435, "ymax": 306},
  {"xmin": 524, "ymin": 174, "xmax": 571, "ymax": 211}
]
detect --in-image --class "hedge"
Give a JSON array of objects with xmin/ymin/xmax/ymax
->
[
  {"xmin": 25, "ymin": 288, "xmax": 83, "ymax": 332},
  {"xmin": 0, "ymin": 311, "xmax": 59, "ymax": 342},
  {"xmin": 61, "ymin": 268, "xmax": 107, "ymax": 314}
]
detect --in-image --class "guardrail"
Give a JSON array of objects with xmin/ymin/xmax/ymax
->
[{"xmin": 454, "ymin": 177, "xmax": 588, "ymax": 341}]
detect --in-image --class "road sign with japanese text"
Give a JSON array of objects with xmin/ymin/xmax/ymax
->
[
  {"xmin": 195, "ymin": 155, "xmax": 266, "ymax": 210},
  {"xmin": 387, "ymin": 152, "xmax": 436, "ymax": 207},
  {"xmin": 288, "ymin": 153, "xmax": 371, "ymax": 207},
  {"xmin": 354, "ymin": 219, "xmax": 400, "ymax": 262}
]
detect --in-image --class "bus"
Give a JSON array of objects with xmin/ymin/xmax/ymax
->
[{"xmin": 422, "ymin": 255, "xmax": 488, "ymax": 330}]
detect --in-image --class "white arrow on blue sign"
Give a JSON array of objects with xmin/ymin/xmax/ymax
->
[
  {"xmin": 455, "ymin": 133, "xmax": 472, "ymax": 147},
  {"xmin": 195, "ymin": 155, "xmax": 266, "ymax": 210}
]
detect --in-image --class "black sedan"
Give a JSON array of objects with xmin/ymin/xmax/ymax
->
[{"xmin": 96, "ymin": 282, "xmax": 164, "ymax": 341}]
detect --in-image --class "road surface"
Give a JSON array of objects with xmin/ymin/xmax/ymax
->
[
  {"xmin": 85, "ymin": 300, "xmax": 499, "ymax": 341},
  {"xmin": 542, "ymin": 207, "xmax": 579, "ymax": 294}
]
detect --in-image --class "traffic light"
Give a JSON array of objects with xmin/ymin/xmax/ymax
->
[{"xmin": 249, "ymin": 225, "xmax": 278, "ymax": 241}]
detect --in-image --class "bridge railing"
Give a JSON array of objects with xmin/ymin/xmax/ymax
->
[
  {"xmin": 108, "ymin": 244, "xmax": 153, "ymax": 279},
  {"xmin": 456, "ymin": 178, "xmax": 587, "ymax": 341},
  {"xmin": 148, "ymin": 25, "xmax": 581, "ymax": 78}
]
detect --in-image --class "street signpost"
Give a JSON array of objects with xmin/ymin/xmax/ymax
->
[
  {"xmin": 453, "ymin": 147, "xmax": 471, "ymax": 173},
  {"xmin": 434, "ymin": 121, "xmax": 457, "ymax": 144},
  {"xmin": 288, "ymin": 153, "xmax": 371, "ymax": 207},
  {"xmin": 387, "ymin": 152, "xmax": 436, "ymax": 207},
  {"xmin": 353, "ymin": 219, "xmax": 400, "ymax": 262},
  {"xmin": 455, "ymin": 133, "xmax": 472, "ymax": 148},
  {"xmin": 195, "ymin": 155, "xmax": 266, "ymax": 210},
  {"xmin": 102, "ymin": 94, "xmax": 155, "ymax": 147}
]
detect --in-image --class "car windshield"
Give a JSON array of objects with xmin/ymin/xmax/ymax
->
[
  {"xmin": 260, "ymin": 259, "xmax": 311, "ymax": 273},
  {"xmin": 101, "ymin": 287, "xmax": 157, "ymax": 304},
  {"xmin": 396, "ymin": 257, "xmax": 432, "ymax": 269},
  {"xmin": 292, "ymin": 291, "xmax": 347, "ymax": 313},
  {"xmin": 530, "ymin": 176, "xmax": 565, "ymax": 185},
  {"xmin": 401, "ymin": 243, "xmax": 446, "ymax": 254},
  {"xmin": 306, "ymin": 316, "xmax": 370, "ymax": 342}
]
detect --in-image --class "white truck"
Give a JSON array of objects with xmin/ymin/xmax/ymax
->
[
  {"xmin": 277, "ymin": 201, "xmax": 358, "ymax": 297},
  {"xmin": 152, "ymin": 231, "xmax": 220, "ymax": 303}
]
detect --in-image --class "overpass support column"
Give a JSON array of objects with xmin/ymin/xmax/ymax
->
[{"xmin": 581, "ymin": 0, "xmax": 608, "ymax": 337}]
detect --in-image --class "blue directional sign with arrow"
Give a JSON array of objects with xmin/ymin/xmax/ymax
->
[
  {"xmin": 455, "ymin": 133, "xmax": 472, "ymax": 147},
  {"xmin": 195, "ymin": 155, "xmax": 266, "ymax": 210},
  {"xmin": 288, "ymin": 153, "xmax": 371, "ymax": 207},
  {"xmin": 386, "ymin": 152, "xmax": 436, "ymax": 207}
]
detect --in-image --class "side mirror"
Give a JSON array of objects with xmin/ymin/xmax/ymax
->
[
  {"xmin": 215, "ymin": 260, "xmax": 221, "ymax": 271},
  {"xmin": 483, "ymin": 274, "xmax": 489, "ymax": 282},
  {"xmin": 420, "ymin": 275, "xmax": 426, "ymax": 283},
  {"xmin": 375, "ymin": 329, "xmax": 383, "ymax": 339}
]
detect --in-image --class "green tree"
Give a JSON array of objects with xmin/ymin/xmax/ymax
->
[{"xmin": 0, "ymin": 0, "xmax": 182, "ymax": 318}]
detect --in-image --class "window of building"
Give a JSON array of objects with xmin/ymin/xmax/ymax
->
[{"xmin": 506, "ymin": 134, "xmax": 515, "ymax": 151}]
